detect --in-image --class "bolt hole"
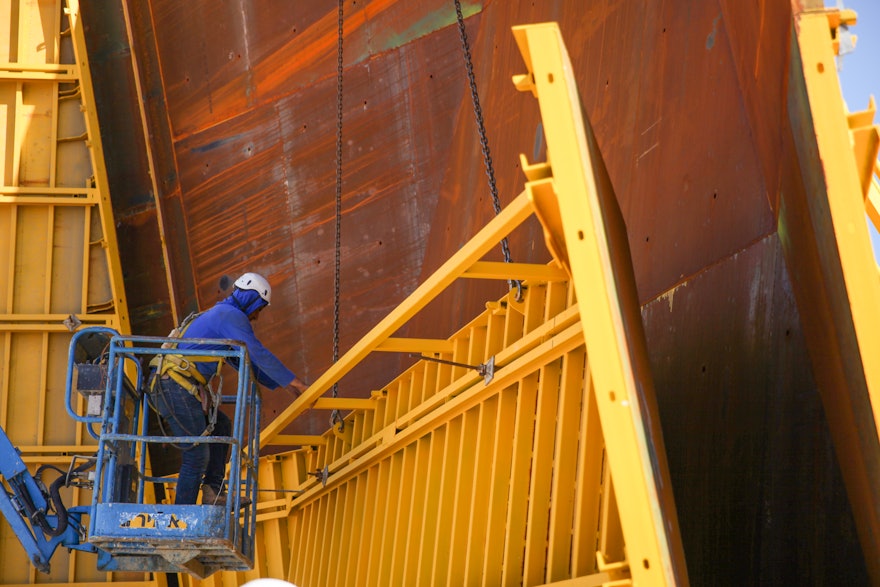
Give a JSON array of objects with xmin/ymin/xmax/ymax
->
[
  {"xmin": 548, "ymin": 72, "xmax": 554, "ymax": 83},
  {"xmin": 817, "ymin": 62, "xmax": 825, "ymax": 73},
  {"xmin": 577, "ymin": 230, "xmax": 584, "ymax": 240},
  {"xmin": 643, "ymin": 559, "xmax": 650, "ymax": 569},
  {"xmin": 701, "ymin": 365, "xmax": 706, "ymax": 373},
  {"xmin": 609, "ymin": 391, "xmax": 616, "ymax": 402}
]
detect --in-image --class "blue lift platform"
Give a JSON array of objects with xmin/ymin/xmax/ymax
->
[{"xmin": 0, "ymin": 327, "xmax": 262, "ymax": 578}]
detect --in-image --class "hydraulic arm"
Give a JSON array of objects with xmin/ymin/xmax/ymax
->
[{"xmin": 0, "ymin": 426, "xmax": 106, "ymax": 573}]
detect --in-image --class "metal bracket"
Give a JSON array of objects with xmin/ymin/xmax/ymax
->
[
  {"xmin": 413, "ymin": 354, "xmax": 495, "ymax": 385},
  {"xmin": 308, "ymin": 465, "xmax": 330, "ymax": 487}
]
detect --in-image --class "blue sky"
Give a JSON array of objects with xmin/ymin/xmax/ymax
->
[{"xmin": 830, "ymin": 0, "xmax": 880, "ymax": 258}]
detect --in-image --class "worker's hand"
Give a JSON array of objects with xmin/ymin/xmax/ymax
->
[{"xmin": 289, "ymin": 377, "xmax": 309, "ymax": 397}]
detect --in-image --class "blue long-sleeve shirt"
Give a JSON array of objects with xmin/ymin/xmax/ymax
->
[{"xmin": 177, "ymin": 300, "xmax": 296, "ymax": 390}]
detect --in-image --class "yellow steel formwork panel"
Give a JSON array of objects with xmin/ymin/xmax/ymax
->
[
  {"xmin": 0, "ymin": 0, "xmax": 136, "ymax": 584},
  {"xmin": 189, "ymin": 22, "xmax": 685, "ymax": 587}
]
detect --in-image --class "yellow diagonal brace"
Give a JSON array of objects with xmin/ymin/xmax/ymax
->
[
  {"xmin": 512, "ymin": 22, "xmax": 688, "ymax": 586},
  {"xmin": 67, "ymin": 0, "xmax": 131, "ymax": 335},
  {"xmin": 260, "ymin": 190, "xmax": 534, "ymax": 445},
  {"xmin": 793, "ymin": 13, "xmax": 880, "ymax": 581},
  {"xmin": 0, "ymin": 195, "xmax": 100, "ymax": 205}
]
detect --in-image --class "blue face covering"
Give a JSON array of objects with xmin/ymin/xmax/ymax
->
[{"xmin": 229, "ymin": 288, "xmax": 268, "ymax": 316}]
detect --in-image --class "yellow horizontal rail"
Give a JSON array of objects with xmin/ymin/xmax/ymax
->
[
  {"xmin": 375, "ymin": 338, "xmax": 455, "ymax": 353},
  {"xmin": 461, "ymin": 261, "xmax": 569, "ymax": 281},
  {"xmin": 15, "ymin": 445, "xmax": 96, "ymax": 453},
  {"xmin": 273, "ymin": 435, "xmax": 327, "ymax": 446},
  {"xmin": 312, "ymin": 398, "xmax": 376, "ymax": 411},
  {"xmin": 0, "ymin": 314, "xmax": 119, "ymax": 331},
  {"xmin": 0, "ymin": 186, "xmax": 98, "ymax": 195}
]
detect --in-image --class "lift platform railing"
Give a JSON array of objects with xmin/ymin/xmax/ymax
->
[{"xmin": 63, "ymin": 328, "xmax": 262, "ymax": 577}]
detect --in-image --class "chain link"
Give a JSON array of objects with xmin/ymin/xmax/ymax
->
[
  {"xmin": 331, "ymin": 0, "xmax": 344, "ymax": 430},
  {"xmin": 453, "ymin": 0, "xmax": 523, "ymax": 301}
]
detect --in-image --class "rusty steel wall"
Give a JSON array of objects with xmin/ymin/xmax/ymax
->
[{"xmin": 79, "ymin": 0, "xmax": 869, "ymax": 584}]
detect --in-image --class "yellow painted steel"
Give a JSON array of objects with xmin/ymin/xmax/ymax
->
[
  {"xmin": 0, "ymin": 0, "xmax": 137, "ymax": 584},
  {"xmin": 189, "ymin": 22, "xmax": 686, "ymax": 587},
  {"xmin": 795, "ymin": 11, "xmax": 880, "ymax": 582}
]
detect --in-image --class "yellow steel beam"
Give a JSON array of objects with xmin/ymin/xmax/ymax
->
[
  {"xmin": 375, "ymin": 337, "xmax": 455, "ymax": 353},
  {"xmin": 1, "ymin": 196, "xmax": 100, "ymax": 205},
  {"xmin": 0, "ymin": 186, "xmax": 98, "ymax": 194},
  {"xmin": 792, "ymin": 13, "xmax": 880, "ymax": 582},
  {"xmin": 15, "ymin": 444, "xmax": 96, "ymax": 453},
  {"xmin": 0, "ymin": 62, "xmax": 76, "ymax": 73},
  {"xmin": 312, "ymin": 398, "xmax": 376, "ymax": 411},
  {"xmin": 461, "ymin": 260, "xmax": 569, "ymax": 281},
  {"xmin": 512, "ymin": 22, "xmax": 688, "ymax": 586},
  {"xmin": 0, "ymin": 71, "xmax": 78, "ymax": 81},
  {"xmin": 273, "ymin": 435, "xmax": 327, "ymax": 446},
  {"xmin": 0, "ymin": 313, "xmax": 118, "ymax": 331}
]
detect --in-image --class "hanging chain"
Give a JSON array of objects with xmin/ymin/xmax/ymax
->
[
  {"xmin": 453, "ymin": 0, "xmax": 523, "ymax": 301},
  {"xmin": 330, "ymin": 0, "xmax": 344, "ymax": 430}
]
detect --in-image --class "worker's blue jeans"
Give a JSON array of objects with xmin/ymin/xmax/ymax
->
[{"xmin": 153, "ymin": 377, "xmax": 231, "ymax": 505}]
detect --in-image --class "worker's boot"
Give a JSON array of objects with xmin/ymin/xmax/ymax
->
[
  {"xmin": 201, "ymin": 484, "xmax": 252, "ymax": 507},
  {"xmin": 201, "ymin": 484, "xmax": 225, "ymax": 505}
]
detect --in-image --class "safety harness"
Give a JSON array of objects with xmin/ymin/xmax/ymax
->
[{"xmin": 149, "ymin": 312, "xmax": 224, "ymax": 433}]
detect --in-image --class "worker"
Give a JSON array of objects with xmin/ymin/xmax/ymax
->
[{"xmin": 150, "ymin": 272, "xmax": 309, "ymax": 506}]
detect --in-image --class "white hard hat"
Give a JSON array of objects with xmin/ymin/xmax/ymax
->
[
  {"xmin": 241, "ymin": 580, "xmax": 298, "ymax": 587},
  {"xmin": 234, "ymin": 272, "xmax": 272, "ymax": 304}
]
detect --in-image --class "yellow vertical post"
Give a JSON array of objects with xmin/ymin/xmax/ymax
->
[{"xmin": 512, "ymin": 23, "xmax": 689, "ymax": 585}]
